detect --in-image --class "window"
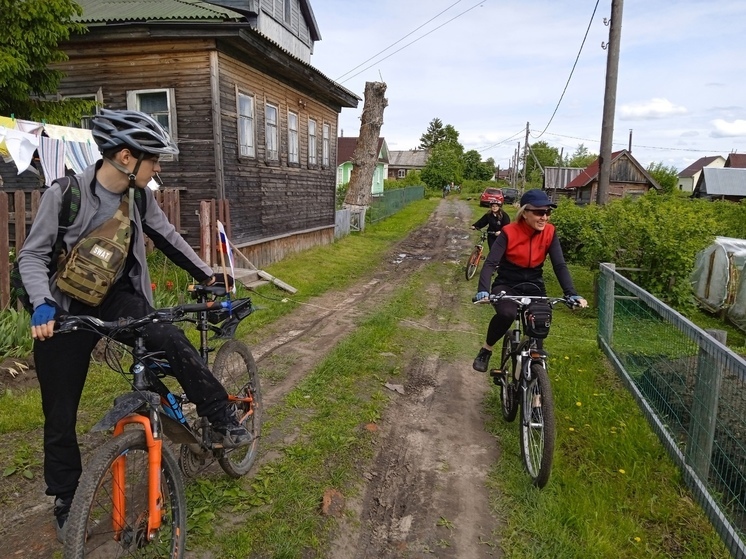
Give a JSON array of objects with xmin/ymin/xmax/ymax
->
[
  {"xmin": 237, "ymin": 91, "xmax": 255, "ymax": 157},
  {"xmin": 322, "ymin": 123, "xmax": 330, "ymax": 166},
  {"xmin": 284, "ymin": 0, "xmax": 291, "ymax": 24},
  {"xmin": 288, "ymin": 111, "xmax": 299, "ymax": 163},
  {"xmin": 265, "ymin": 103, "xmax": 278, "ymax": 161},
  {"xmin": 308, "ymin": 118, "xmax": 317, "ymax": 165},
  {"xmin": 64, "ymin": 87, "xmax": 103, "ymax": 129},
  {"xmin": 126, "ymin": 88, "xmax": 177, "ymax": 159},
  {"xmin": 398, "ymin": 169, "xmax": 406, "ymax": 179}
]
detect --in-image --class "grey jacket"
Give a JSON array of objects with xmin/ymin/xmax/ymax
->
[{"xmin": 18, "ymin": 161, "xmax": 213, "ymax": 311}]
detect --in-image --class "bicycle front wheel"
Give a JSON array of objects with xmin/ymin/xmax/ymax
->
[
  {"xmin": 64, "ymin": 429, "xmax": 187, "ymax": 559},
  {"xmin": 465, "ymin": 247, "xmax": 481, "ymax": 280},
  {"xmin": 519, "ymin": 363, "xmax": 556, "ymax": 488},
  {"xmin": 213, "ymin": 340, "xmax": 262, "ymax": 478},
  {"xmin": 499, "ymin": 337, "xmax": 519, "ymax": 422}
]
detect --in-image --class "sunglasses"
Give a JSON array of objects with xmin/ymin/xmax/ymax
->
[{"xmin": 526, "ymin": 209, "xmax": 552, "ymax": 217}]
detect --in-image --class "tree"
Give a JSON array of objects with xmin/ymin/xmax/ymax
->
[
  {"xmin": 0, "ymin": 0, "xmax": 92, "ymax": 123},
  {"xmin": 419, "ymin": 118, "xmax": 446, "ymax": 149},
  {"xmin": 420, "ymin": 142, "xmax": 463, "ymax": 190},
  {"xmin": 463, "ymin": 149, "xmax": 493, "ymax": 181},
  {"xmin": 646, "ymin": 162, "xmax": 679, "ymax": 194},
  {"xmin": 566, "ymin": 143, "xmax": 597, "ymax": 168}
]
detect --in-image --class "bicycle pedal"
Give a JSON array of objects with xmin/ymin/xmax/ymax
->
[{"xmin": 489, "ymin": 369, "xmax": 506, "ymax": 386}]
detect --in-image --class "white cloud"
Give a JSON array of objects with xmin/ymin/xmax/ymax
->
[
  {"xmin": 619, "ymin": 98, "xmax": 688, "ymax": 120},
  {"xmin": 710, "ymin": 119, "xmax": 746, "ymax": 138}
]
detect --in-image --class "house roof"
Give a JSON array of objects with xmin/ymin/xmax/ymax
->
[
  {"xmin": 725, "ymin": 153, "xmax": 746, "ymax": 168},
  {"xmin": 544, "ymin": 166, "xmax": 584, "ymax": 190},
  {"xmin": 388, "ymin": 149, "xmax": 429, "ymax": 168},
  {"xmin": 75, "ymin": 0, "xmax": 243, "ymax": 22},
  {"xmin": 699, "ymin": 167, "xmax": 746, "ymax": 196},
  {"xmin": 678, "ymin": 155, "xmax": 723, "ymax": 178},
  {"xmin": 337, "ymin": 137, "xmax": 388, "ymax": 166},
  {"xmin": 564, "ymin": 150, "xmax": 660, "ymax": 190}
]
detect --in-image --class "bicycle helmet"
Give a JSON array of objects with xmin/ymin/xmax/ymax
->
[{"xmin": 91, "ymin": 108, "xmax": 179, "ymax": 156}]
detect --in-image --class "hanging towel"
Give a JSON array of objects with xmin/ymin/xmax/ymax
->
[
  {"xmin": 44, "ymin": 123, "xmax": 95, "ymax": 143},
  {"xmin": 0, "ymin": 116, "xmax": 16, "ymax": 161},
  {"xmin": 16, "ymin": 119, "xmax": 44, "ymax": 135},
  {"xmin": 65, "ymin": 140, "xmax": 101, "ymax": 173},
  {"xmin": 3, "ymin": 128, "xmax": 39, "ymax": 174},
  {"xmin": 38, "ymin": 136, "xmax": 67, "ymax": 186}
]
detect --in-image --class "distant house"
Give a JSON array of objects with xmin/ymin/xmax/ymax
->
[
  {"xmin": 677, "ymin": 155, "xmax": 725, "ymax": 192},
  {"xmin": 336, "ymin": 137, "xmax": 389, "ymax": 196},
  {"xmin": 387, "ymin": 149, "xmax": 428, "ymax": 180},
  {"xmin": 692, "ymin": 167, "xmax": 746, "ymax": 202},
  {"xmin": 564, "ymin": 150, "xmax": 660, "ymax": 204},
  {"xmin": 1, "ymin": 0, "xmax": 360, "ymax": 268},
  {"xmin": 543, "ymin": 166, "xmax": 585, "ymax": 202},
  {"xmin": 725, "ymin": 153, "xmax": 746, "ymax": 168}
]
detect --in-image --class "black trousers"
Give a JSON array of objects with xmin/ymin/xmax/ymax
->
[
  {"xmin": 485, "ymin": 283, "xmax": 546, "ymax": 347},
  {"xmin": 35, "ymin": 281, "xmax": 229, "ymax": 499}
]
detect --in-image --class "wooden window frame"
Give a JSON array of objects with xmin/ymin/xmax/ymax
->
[
  {"xmin": 236, "ymin": 88, "xmax": 256, "ymax": 158},
  {"xmin": 308, "ymin": 117, "xmax": 317, "ymax": 166},
  {"xmin": 322, "ymin": 123, "xmax": 330, "ymax": 167},
  {"xmin": 288, "ymin": 110, "xmax": 299, "ymax": 164},
  {"xmin": 265, "ymin": 102, "xmax": 279, "ymax": 162},
  {"xmin": 126, "ymin": 88, "xmax": 178, "ymax": 161}
]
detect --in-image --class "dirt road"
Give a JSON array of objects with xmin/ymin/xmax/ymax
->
[{"xmin": 0, "ymin": 198, "xmax": 502, "ymax": 557}]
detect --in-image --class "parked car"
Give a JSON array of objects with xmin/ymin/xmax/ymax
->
[
  {"xmin": 479, "ymin": 187, "xmax": 504, "ymax": 207},
  {"xmin": 502, "ymin": 188, "xmax": 519, "ymax": 204}
]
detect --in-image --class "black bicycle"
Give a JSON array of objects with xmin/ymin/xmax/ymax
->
[
  {"xmin": 57, "ymin": 284, "xmax": 262, "ymax": 558},
  {"xmin": 475, "ymin": 291, "xmax": 579, "ymax": 488}
]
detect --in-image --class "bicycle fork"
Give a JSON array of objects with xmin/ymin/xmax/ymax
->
[{"xmin": 111, "ymin": 408, "xmax": 164, "ymax": 542}]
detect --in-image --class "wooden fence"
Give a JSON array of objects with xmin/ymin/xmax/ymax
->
[{"xmin": 0, "ymin": 189, "xmax": 230, "ymax": 310}]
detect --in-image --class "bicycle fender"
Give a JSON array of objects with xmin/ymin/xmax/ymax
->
[{"xmin": 91, "ymin": 391, "xmax": 160, "ymax": 432}]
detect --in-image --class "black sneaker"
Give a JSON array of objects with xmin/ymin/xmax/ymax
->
[
  {"xmin": 473, "ymin": 348, "xmax": 492, "ymax": 372},
  {"xmin": 54, "ymin": 496, "xmax": 73, "ymax": 543},
  {"xmin": 212, "ymin": 406, "xmax": 252, "ymax": 449}
]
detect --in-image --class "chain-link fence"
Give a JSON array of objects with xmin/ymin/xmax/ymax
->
[
  {"xmin": 368, "ymin": 186, "xmax": 425, "ymax": 223},
  {"xmin": 598, "ymin": 263, "xmax": 746, "ymax": 558}
]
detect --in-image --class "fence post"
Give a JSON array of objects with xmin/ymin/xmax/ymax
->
[
  {"xmin": 687, "ymin": 328, "xmax": 727, "ymax": 481},
  {"xmin": 599, "ymin": 263, "xmax": 615, "ymax": 345}
]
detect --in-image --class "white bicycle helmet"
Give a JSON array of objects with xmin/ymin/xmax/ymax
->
[{"xmin": 91, "ymin": 109, "xmax": 179, "ymax": 156}]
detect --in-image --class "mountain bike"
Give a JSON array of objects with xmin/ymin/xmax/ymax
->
[
  {"xmin": 465, "ymin": 230, "xmax": 494, "ymax": 280},
  {"xmin": 57, "ymin": 284, "xmax": 262, "ymax": 558},
  {"xmin": 475, "ymin": 291, "xmax": 579, "ymax": 488}
]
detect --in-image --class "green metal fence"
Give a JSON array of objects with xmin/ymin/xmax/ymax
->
[
  {"xmin": 368, "ymin": 186, "xmax": 425, "ymax": 223},
  {"xmin": 598, "ymin": 263, "xmax": 746, "ymax": 559}
]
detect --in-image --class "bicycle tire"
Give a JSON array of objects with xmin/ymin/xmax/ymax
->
[
  {"xmin": 213, "ymin": 340, "xmax": 262, "ymax": 478},
  {"xmin": 465, "ymin": 247, "xmax": 481, "ymax": 280},
  {"xmin": 64, "ymin": 429, "xmax": 187, "ymax": 558},
  {"xmin": 519, "ymin": 363, "xmax": 556, "ymax": 488},
  {"xmin": 499, "ymin": 337, "xmax": 519, "ymax": 422}
]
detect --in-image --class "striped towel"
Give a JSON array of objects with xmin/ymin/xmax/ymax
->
[{"xmin": 38, "ymin": 136, "xmax": 67, "ymax": 186}]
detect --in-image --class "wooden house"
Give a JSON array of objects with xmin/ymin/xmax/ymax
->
[
  {"xmin": 564, "ymin": 150, "xmax": 660, "ymax": 204},
  {"xmin": 336, "ymin": 137, "xmax": 389, "ymax": 196},
  {"xmin": 543, "ymin": 166, "xmax": 584, "ymax": 202},
  {"xmin": 387, "ymin": 149, "xmax": 429, "ymax": 180},
  {"xmin": 677, "ymin": 155, "xmax": 725, "ymax": 192},
  {"xmin": 725, "ymin": 153, "xmax": 746, "ymax": 168},
  {"xmin": 692, "ymin": 167, "xmax": 746, "ymax": 202},
  {"xmin": 6, "ymin": 0, "xmax": 360, "ymax": 268}
]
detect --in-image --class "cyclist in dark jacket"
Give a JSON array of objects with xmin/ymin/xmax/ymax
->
[
  {"xmin": 472, "ymin": 189, "xmax": 587, "ymax": 372},
  {"xmin": 18, "ymin": 109, "xmax": 252, "ymax": 543},
  {"xmin": 471, "ymin": 201, "xmax": 510, "ymax": 250}
]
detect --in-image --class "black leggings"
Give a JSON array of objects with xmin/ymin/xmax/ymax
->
[
  {"xmin": 484, "ymin": 283, "xmax": 545, "ymax": 347},
  {"xmin": 35, "ymin": 281, "xmax": 228, "ymax": 499}
]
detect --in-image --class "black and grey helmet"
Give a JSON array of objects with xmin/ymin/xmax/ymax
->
[{"xmin": 91, "ymin": 109, "xmax": 179, "ymax": 155}]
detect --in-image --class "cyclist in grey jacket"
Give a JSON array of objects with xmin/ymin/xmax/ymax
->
[{"xmin": 18, "ymin": 109, "xmax": 251, "ymax": 543}]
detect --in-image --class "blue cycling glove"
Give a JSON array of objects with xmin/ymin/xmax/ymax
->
[
  {"xmin": 569, "ymin": 295, "xmax": 586, "ymax": 307},
  {"xmin": 475, "ymin": 291, "xmax": 490, "ymax": 302},
  {"xmin": 31, "ymin": 303, "xmax": 57, "ymax": 327}
]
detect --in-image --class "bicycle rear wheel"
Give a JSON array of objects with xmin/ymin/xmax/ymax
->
[
  {"xmin": 465, "ymin": 247, "xmax": 481, "ymax": 280},
  {"xmin": 213, "ymin": 340, "xmax": 262, "ymax": 478},
  {"xmin": 519, "ymin": 363, "xmax": 556, "ymax": 488},
  {"xmin": 64, "ymin": 429, "xmax": 186, "ymax": 558},
  {"xmin": 499, "ymin": 337, "xmax": 519, "ymax": 422}
]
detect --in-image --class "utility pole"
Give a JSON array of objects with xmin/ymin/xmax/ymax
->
[
  {"xmin": 628, "ymin": 129, "xmax": 633, "ymax": 152},
  {"xmin": 522, "ymin": 122, "xmax": 529, "ymax": 192},
  {"xmin": 597, "ymin": 0, "xmax": 624, "ymax": 205}
]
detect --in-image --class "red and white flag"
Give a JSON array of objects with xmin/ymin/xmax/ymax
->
[{"xmin": 216, "ymin": 220, "xmax": 236, "ymax": 293}]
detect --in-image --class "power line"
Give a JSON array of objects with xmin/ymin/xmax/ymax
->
[
  {"xmin": 335, "ymin": 0, "xmax": 465, "ymax": 82},
  {"xmin": 531, "ymin": 0, "xmax": 600, "ymax": 139},
  {"xmin": 338, "ymin": 0, "xmax": 489, "ymax": 84},
  {"xmin": 535, "ymin": 130, "xmax": 728, "ymax": 154},
  {"xmin": 475, "ymin": 128, "xmax": 526, "ymax": 153}
]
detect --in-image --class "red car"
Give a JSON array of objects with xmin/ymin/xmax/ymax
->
[{"xmin": 479, "ymin": 187, "xmax": 504, "ymax": 207}]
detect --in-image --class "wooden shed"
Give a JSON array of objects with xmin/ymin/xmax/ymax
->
[{"xmin": 3, "ymin": 0, "xmax": 360, "ymax": 268}]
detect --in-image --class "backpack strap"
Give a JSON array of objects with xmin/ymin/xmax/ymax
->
[{"xmin": 51, "ymin": 176, "xmax": 80, "ymax": 261}]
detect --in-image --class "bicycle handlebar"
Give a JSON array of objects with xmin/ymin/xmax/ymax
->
[{"xmin": 472, "ymin": 291, "xmax": 580, "ymax": 308}]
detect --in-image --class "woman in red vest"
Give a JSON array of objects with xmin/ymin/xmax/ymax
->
[{"xmin": 472, "ymin": 189, "xmax": 587, "ymax": 372}]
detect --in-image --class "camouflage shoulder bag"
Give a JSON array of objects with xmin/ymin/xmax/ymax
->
[{"xmin": 57, "ymin": 188, "xmax": 133, "ymax": 306}]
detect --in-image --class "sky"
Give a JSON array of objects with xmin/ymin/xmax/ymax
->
[{"xmin": 309, "ymin": 0, "xmax": 746, "ymax": 173}]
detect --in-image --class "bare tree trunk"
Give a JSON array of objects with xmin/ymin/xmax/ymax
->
[{"xmin": 344, "ymin": 81, "xmax": 388, "ymax": 210}]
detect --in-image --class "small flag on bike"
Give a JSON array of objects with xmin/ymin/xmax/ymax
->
[{"xmin": 216, "ymin": 220, "xmax": 236, "ymax": 293}]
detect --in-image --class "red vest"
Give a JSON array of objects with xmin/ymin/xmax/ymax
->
[{"xmin": 502, "ymin": 219, "xmax": 555, "ymax": 268}]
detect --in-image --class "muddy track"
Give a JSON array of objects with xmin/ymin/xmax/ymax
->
[{"xmin": 0, "ymin": 199, "xmax": 502, "ymax": 558}]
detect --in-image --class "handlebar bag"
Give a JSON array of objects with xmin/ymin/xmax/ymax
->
[
  {"xmin": 523, "ymin": 300, "xmax": 552, "ymax": 339},
  {"xmin": 57, "ymin": 191, "xmax": 132, "ymax": 306}
]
